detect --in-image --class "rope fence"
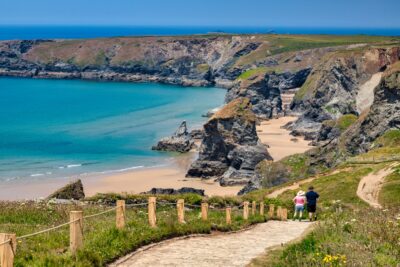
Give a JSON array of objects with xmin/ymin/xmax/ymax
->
[{"xmin": 0, "ymin": 198, "xmax": 288, "ymax": 267}]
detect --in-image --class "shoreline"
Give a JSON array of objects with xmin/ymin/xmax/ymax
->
[{"xmin": 0, "ymin": 116, "xmax": 311, "ymax": 201}]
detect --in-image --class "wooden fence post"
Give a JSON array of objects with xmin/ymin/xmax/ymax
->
[
  {"xmin": 116, "ymin": 200, "xmax": 126, "ymax": 229},
  {"xmin": 201, "ymin": 203, "xmax": 208, "ymax": 221},
  {"xmin": 268, "ymin": 204, "xmax": 275, "ymax": 219},
  {"xmin": 277, "ymin": 206, "xmax": 282, "ymax": 220},
  {"xmin": 0, "ymin": 233, "xmax": 16, "ymax": 267},
  {"xmin": 243, "ymin": 201, "xmax": 249, "ymax": 220},
  {"xmin": 70, "ymin": 211, "xmax": 83, "ymax": 255},
  {"xmin": 148, "ymin": 197, "xmax": 157, "ymax": 227},
  {"xmin": 282, "ymin": 208, "xmax": 288, "ymax": 221},
  {"xmin": 260, "ymin": 202, "xmax": 265, "ymax": 216},
  {"xmin": 226, "ymin": 207, "xmax": 232, "ymax": 225},
  {"xmin": 252, "ymin": 201, "xmax": 256, "ymax": 216},
  {"xmin": 177, "ymin": 199, "xmax": 185, "ymax": 223}
]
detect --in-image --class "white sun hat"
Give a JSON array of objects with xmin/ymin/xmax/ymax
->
[{"xmin": 297, "ymin": 190, "xmax": 305, "ymax": 196}]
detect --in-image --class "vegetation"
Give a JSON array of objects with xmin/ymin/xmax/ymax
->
[
  {"xmin": 212, "ymin": 97, "xmax": 256, "ymax": 122},
  {"xmin": 235, "ymin": 34, "xmax": 400, "ymax": 67},
  {"xmin": 379, "ymin": 165, "xmax": 400, "ymax": 208},
  {"xmin": 196, "ymin": 63, "xmax": 210, "ymax": 73},
  {"xmin": 1, "ymin": 196, "xmax": 266, "ymax": 266},
  {"xmin": 250, "ymin": 209, "xmax": 400, "ymax": 267}
]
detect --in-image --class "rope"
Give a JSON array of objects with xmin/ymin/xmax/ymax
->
[
  {"xmin": 0, "ymin": 239, "xmax": 11, "ymax": 246},
  {"xmin": 17, "ymin": 218, "xmax": 80, "ymax": 240},
  {"xmin": 83, "ymin": 207, "xmax": 117, "ymax": 219}
]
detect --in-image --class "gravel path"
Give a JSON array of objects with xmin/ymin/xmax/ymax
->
[{"xmin": 112, "ymin": 221, "xmax": 312, "ymax": 267}]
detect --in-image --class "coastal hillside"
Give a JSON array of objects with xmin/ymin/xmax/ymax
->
[{"xmin": 1, "ymin": 34, "xmax": 399, "ymax": 89}]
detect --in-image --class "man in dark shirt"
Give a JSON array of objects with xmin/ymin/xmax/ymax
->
[{"xmin": 306, "ymin": 186, "xmax": 319, "ymax": 221}]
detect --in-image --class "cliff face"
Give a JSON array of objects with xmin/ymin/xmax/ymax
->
[
  {"xmin": 0, "ymin": 36, "xmax": 263, "ymax": 87},
  {"xmin": 344, "ymin": 64, "xmax": 400, "ymax": 155},
  {"xmin": 288, "ymin": 47, "xmax": 400, "ymax": 140},
  {"xmin": 226, "ymin": 68, "xmax": 311, "ymax": 119},
  {"xmin": 186, "ymin": 98, "xmax": 272, "ymax": 185}
]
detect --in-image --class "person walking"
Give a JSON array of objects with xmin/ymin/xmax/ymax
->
[
  {"xmin": 306, "ymin": 186, "xmax": 319, "ymax": 221},
  {"xmin": 292, "ymin": 190, "xmax": 306, "ymax": 221}
]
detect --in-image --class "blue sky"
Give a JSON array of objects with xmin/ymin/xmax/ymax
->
[{"xmin": 1, "ymin": 0, "xmax": 400, "ymax": 28}]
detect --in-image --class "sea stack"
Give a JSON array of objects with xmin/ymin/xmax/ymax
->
[
  {"xmin": 152, "ymin": 121, "xmax": 195, "ymax": 153},
  {"xmin": 187, "ymin": 97, "xmax": 273, "ymax": 185}
]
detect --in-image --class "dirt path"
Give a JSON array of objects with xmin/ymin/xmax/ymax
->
[
  {"xmin": 112, "ymin": 221, "xmax": 313, "ymax": 267},
  {"xmin": 267, "ymin": 177, "xmax": 316, "ymax": 198},
  {"xmin": 356, "ymin": 165, "xmax": 396, "ymax": 208}
]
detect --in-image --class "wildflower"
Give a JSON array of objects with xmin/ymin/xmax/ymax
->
[{"xmin": 351, "ymin": 219, "xmax": 357, "ymax": 222}]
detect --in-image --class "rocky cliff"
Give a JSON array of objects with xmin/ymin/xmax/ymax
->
[
  {"xmin": 344, "ymin": 63, "xmax": 400, "ymax": 155},
  {"xmin": 186, "ymin": 98, "xmax": 272, "ymax": 185},
  {"xmin": 288, "ymin": 47, "xmax": 400, "ymax": 140},
  {"xmin": 0, "ymin": 36, "xmax": 264, "ymax": 87}
]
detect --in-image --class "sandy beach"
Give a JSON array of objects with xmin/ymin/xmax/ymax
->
[
  {"xmin": 0, "ymin": 116, "xmax": 311, "ymax": 200},
  {"xmin": 257, "ymin": 116, "xmax": 312, "ymax": 161}
]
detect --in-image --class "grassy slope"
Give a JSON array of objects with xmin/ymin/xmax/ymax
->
[
  {"xmin": 250, "ymin": 130, "xmax": 400, "ymax": 266},
  {"xmin": 3, "ymin": 195, "xmax": 267, "ymax": 266},
  {"xmin": 23, "ymin": 34, "xmax": 400, "ymax": 70},
  {"xmin": 235, "ymin": 34, "xmax": 400, "ymax": 67}
]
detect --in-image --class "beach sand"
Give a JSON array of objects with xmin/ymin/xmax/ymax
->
[
  {"xmin": 257, "ymin": 116, "xmax": 311, "ymax": 161},
  {"xmin": 0, "ymin": 116, "xmax": 311, "ymax": 200}
]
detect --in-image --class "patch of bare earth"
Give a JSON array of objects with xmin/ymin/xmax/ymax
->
[{"xmin": 356, "ymin": 164, "xmax": 397, "ymax": 208}]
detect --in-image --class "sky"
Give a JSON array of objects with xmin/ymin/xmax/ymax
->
[{"xmin": 1, "ymin": 0, "xmax": 400, "ymax": 28}]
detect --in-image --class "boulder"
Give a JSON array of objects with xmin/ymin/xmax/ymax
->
[
  {"xmin": 186, "ymin": 98, "xmax": 273, "ymax": 185},
  {"xmin": 152, "ymin": 121, "xmax": 195, "ymax": 153},
  {"xmin": 47, "ymin": 179, "xmax": 85, "ymax": 200}
]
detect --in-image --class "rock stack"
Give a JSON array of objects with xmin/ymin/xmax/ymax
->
[
  {"xmin": 152, "ymin": 121, "xmax": 195, "ymax": 153},
  {"xmin": 186, "ymin": 98, "xmax": 273, "ymax": 186}
]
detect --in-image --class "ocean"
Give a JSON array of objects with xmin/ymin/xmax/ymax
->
[
  {"xmin": 0, "ymin": 77, "xmax": 225, "ymax": 182},
  {"xmin": 0, "ymin": 25, "xmax": 400, "ymax": 40}
]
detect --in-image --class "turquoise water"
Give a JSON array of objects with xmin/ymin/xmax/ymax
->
[
  {"xmin": 0, "ymin": 77, "xmax": 225, "ymax": 182},
  {"xmin": 1, "ymin": 26, "xmax": 399, "ymax": 40}
]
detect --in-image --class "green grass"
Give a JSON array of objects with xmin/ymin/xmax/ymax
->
[
  {"xmin": 236, "ymin": 34, "xmax": 400, "ymax": 67},
  {"xmin": 1, "ymin": 195, "xmax": 268, "ymax": 266},
  {"xmin": 250, "ymin": 209, "xmax": 400, "ymax": 267},
  {"xmin": 196, "ymin": 64, "xmax": 210, "ymax": 73},
  {"xmin": 276, "ymin": 166, "xmax": 377, "ymax": 208},
  {"xmin": 336, "ymin": 114, "xmax": 358, "ymax": 131},
  {"xmin": 256, "ymin": 154, "xmax": 327, "ymax": 188},
  {"xmin": 374, "ymin": 129, "xmax": 400, "ymax": 147},
  {"xmin": 379, "ymin": 165, "xmax": 400, "ymax": 208},
  {"xmin": 236, "ymin": 67, "xmax": 268, "ymax": 80}
]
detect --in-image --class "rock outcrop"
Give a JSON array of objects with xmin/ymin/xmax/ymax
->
[
  {"xmin": 226, "ymin": 68, "xmax": 311, "ymax": 119},
  {"xmin": 0, "ymin": 36, "xmax": 265, "ymax": 87},
  {"xmin": 344, "ymin": 64, "xmax": 400, "ymax": 155},
  {"xmin": 289, "ymin": 47, "xmax": 400, "ymax": 141},
  {"xmin": 47, "ymin": 179, "xmax": 85, "ymax": 200},
  {"xmin": 144, "ymin": 187, "xmax": 205, "ymax": 196},
  {"xmin": 152, "ymin": 121, "xmax": 194, "ymax": 153},
  {"xmin": 186, "ymin": 98, "xmax": 272, "ymax": 185}
]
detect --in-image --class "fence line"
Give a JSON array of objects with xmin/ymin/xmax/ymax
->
[
  {"xmin": 16, "ymin": 218, "xmax": 80, "ymax": 241},
  {"xmin": 0, "ymin": 198, "xmax": 288, "ymax": 266}
]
